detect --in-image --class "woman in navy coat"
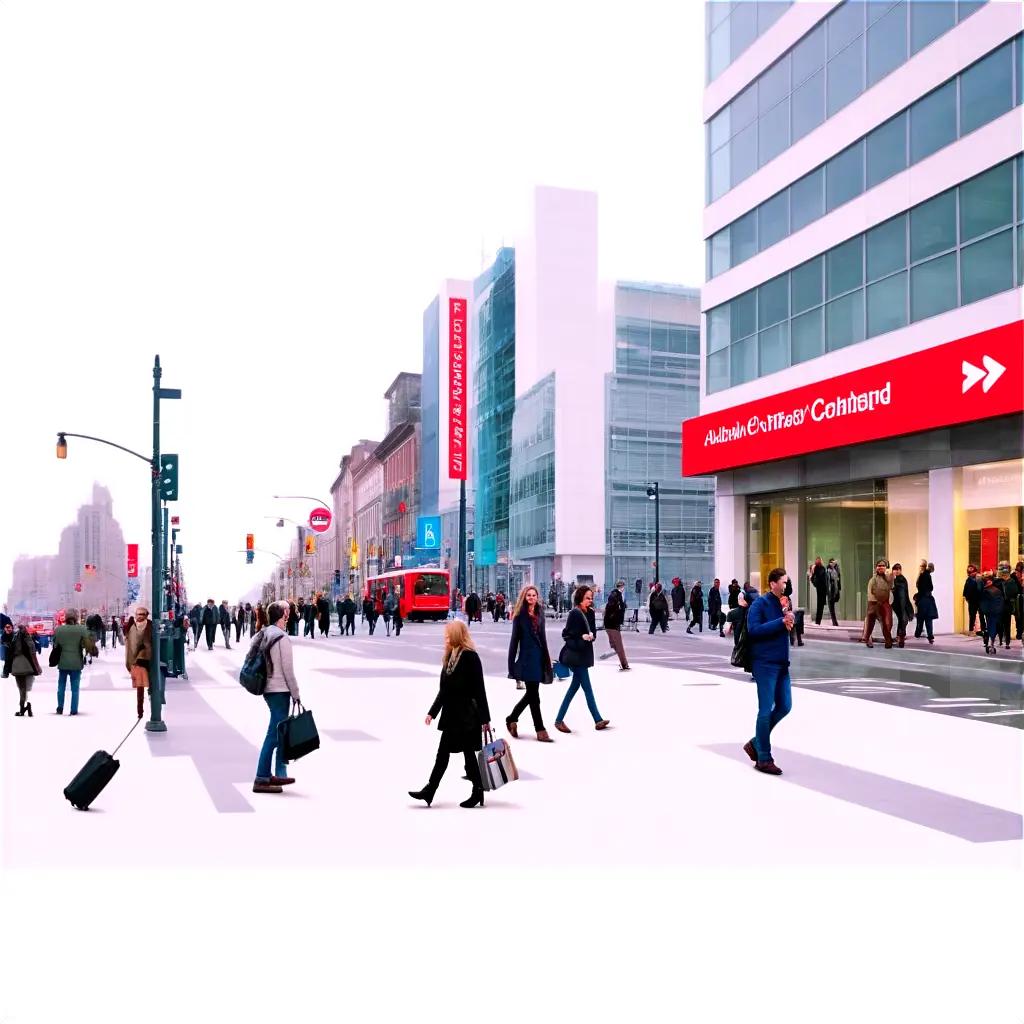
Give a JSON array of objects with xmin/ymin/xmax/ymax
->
[
  {"xmin": 409, "ymin": 621, "xmax": 491, "ymax": 808},
  {"xmin": 505, "ymin": 585, "xmax": 554, "ymax": 743},
  {"xmin": 913, "ymin": 560, "xmax": 938, "ymax": 644}
]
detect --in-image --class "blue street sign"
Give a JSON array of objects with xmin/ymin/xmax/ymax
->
[{"xmin": 417, "ymin": 516, "xmax": 441, "ymax": 550}]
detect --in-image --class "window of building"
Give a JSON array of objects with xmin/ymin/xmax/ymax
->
[
  {"xmin": 826, "ymin": 291, "xmax": 865, "ymax": 350},
  {"xmin": 910, "ymin": 0, "xmax": 955, "ymax": 56},
  {"xmin": 791, "ymin": 167, "xmax": 824, "ymax": 231},
  {"xmin": 866, "ymin": 111, "xmax": 908, "ymax": 188},
  {"xmin": 827, "ymin": 235, "xmax": 864, "ymax": 299},
  {"xmin": 910, "ymin": 251, "xmax": 958, "ymax": 321},
  {"xmin": 708, "ymin": 305, "xmax": 731, "ymax": 353},
  {"xmin": 730, "ymin": 334, "xmax": 758, "ymax": 386},
  {"xmin": 910, "ymin": 80, "xmax": 956, "ymax": 163},
  {"xmin": 792, "ymin": 20, "xmax": 826, "ymax": 85},
  {"xmin": 759, "ymin": 52, "xmax": 791, "ymax": 113},
  {"xmin": 826, "ymin": 141, "xmax": 865, "ymax": 212},
  {"xmin": 710, "ymin": 227, "xmax": 730, "ymax": 277},
  {"xmin": 758, "ymin": 273, "xmax": 789, "ymax": 327},
  {"xmin": 791, "ymin": 307, "xmax": 824, "ymax": 365},
  {"xmin": 827, "ymin": 36, "xmax": 866, "ymax": 117},
  {"xmin": 730, "ymin": 121, "xmax": 758, "ymax": 185},
  {"xmin": 758, "ymin": 322, "xmax": 790, "ymax": 375},
  {"xmin": 828, "ymin": 0, "xmax": 865, "ymax": 57},
  {"xmin": 706, "ymin": 347, "xmax": 730, "ymax": 393},
  {"xmin": 791, "ymin": 255, "xmax": 823, "ymax": 314},
  {"xmin": 791, "ymin": 68, "xmax": 826, "ymax": 143},
  {"xmin": 866, "ymin": 271, "xmax": 908, "ymax": 337},
  {"xmin": 910, "ymin": 189, "xmax": 956, "ymax": 262},
  {"xmin": 759, "ymin": 98, "xmax": 791, "ymax": 165},
  {"xmin": 758, "ymin": 190, "xmax": 789, "ymax": 250},
  {"xmin": 731, "ymin": 209, "xmax": 758, "ymax": 265},
  {"xmin": 867, "ymin": 2, "xmax": 908, "ymax": 87},
  {"xmin": 960, "ymin": 229, "xmax": 1014, "ymax": 304},
  {"xmin": 960, "ymin": 42, "xmax": 1013, "ymax": 136},
  {"xmin": 959, "ymin": 160, "xmax": 1013, "ymax": 242},
  {"xmin": 731, "ymin": 290, "xmax": 757, "ymax": 341},
  {"xmin": 867, "ymin": 214, "xmax": 907, "ymax": 281}
]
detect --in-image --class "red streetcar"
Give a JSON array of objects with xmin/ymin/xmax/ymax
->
[{"xmin": 364, "ymin": 568, "xmax": 450, "ymax": 622}]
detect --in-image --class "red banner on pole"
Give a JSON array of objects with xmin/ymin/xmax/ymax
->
[
  {"xmin": 682, "ymin": 320, "xmax": 1023, "ymax": 476},
  {"xmin": 448, "ymin": 297, "xmax": 468, "ymax": 480},
  {"xmin": 126, "ymin": 544, "xmax": 139, "ymax": 578}
]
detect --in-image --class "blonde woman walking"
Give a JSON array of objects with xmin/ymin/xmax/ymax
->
[{"xmin": 409, "ymin": 620, "xmax": 491, "ymax": 808}]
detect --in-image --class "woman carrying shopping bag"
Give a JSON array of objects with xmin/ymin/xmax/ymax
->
[
  {"xmin": 554, "ymin": 586, "xmax": 610, "ymax": 734},
  {"xmin": 505, "ymin": 585, "xmax": 554, "ymax": 743},
  {"xmin": 124, "ymin": 607, "xmax": 154, "ymax": 719},
  {"xmin": 409, "ymin": 620, "xmax": 491, "ymax": 808},
  {"xmin": 4, "ymin": 624, "xmax": 42, "ymax": 717}
]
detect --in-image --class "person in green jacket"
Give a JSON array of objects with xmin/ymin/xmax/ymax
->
[{"xmin": 52, "ymin": 610, "xmax": 96, "ymax": 715}]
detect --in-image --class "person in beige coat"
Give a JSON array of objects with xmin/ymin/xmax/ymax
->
[
  {"xmin": 124, "ymin": 607, "xmax": 154, "ymax": 719},
  {"xmin": 863, "ymin": 561, "xmax": 894, "ymax": 649},
  {"xmin": 253, "ymin": 601, "xmax": 302, "ymax": 795}
]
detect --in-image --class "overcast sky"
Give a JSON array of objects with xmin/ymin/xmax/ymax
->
[{"xmin": 0, "ymin": 0, "xmax": 705, "ymax": 604}]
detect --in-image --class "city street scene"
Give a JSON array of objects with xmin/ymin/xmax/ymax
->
[{"xmin": 1, "ymin": 1, "xmax": 1023, "ymax": 1019}]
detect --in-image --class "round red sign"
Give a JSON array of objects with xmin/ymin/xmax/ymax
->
[{"xmin": 308, "ymin": 507, "xmax": 332, "ymax": 533}]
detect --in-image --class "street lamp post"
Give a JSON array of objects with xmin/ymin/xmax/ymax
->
[
  {"xmin": 57, "ymin": 355, "xmax": 181, "ymax": 733},
  {"xmin": 647, "ymin": 481, "xmax": 660, "ymax": 585}
]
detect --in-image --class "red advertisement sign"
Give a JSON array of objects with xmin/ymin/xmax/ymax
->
[
  {"xmin": 126, "ymin": 544, "xmax": 139, "ymax": 578},
  {"xmin": 448, "ymin": 297, "xmax": 469, "ymax": 480},
  {"xmin": 683, "ymin": 320, "xmax": 1023, "ymax": 476}
]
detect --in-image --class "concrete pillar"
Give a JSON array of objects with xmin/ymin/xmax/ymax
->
[
  {"xmin": 928, "ymin": 467, "xmax": 963, "ymax": 635},
  {"xmin": 714, "ymin": 489, "xmax": 747, "ymax": 588},
  {"xmin": 782, "ymin": 502, "xmax": 803, "ymax": 606}
]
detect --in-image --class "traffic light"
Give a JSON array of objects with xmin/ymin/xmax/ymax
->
[
  {"xmin": 246, "ymin": 534, "xmax": 254, "ymax": 551},
  {"xmin": 159, "ymin": 454, "xmax": 179, "ymax": 501},
  {"xmin": 334, "ymin": 569, "xmax": 341, "ymax": 585},
  {"xmin": 305, "ymin": 535, "xmax": 316, "ymax": 555},
  {"xmin": 246, "ymin": 551, "xmax": 254, "ymax": 564}
]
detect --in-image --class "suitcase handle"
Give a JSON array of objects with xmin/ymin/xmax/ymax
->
[{"xmin": 112, "ymin": 715, "xmax": 143, "ymax": 757}]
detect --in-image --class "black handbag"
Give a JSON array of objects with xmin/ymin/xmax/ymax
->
[
  {"xmin": 276, "ymin": 700, "xmax": 320, "ymax": 762},
  {"xmin": 730, "ymin": 623, "xmax": 752, "ymax": 672},
  {"xmin": 48, "ymin": 643, "xmax": 62, "ymax": 668}
]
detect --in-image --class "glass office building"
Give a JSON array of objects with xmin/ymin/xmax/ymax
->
[
  {"xmin": 694, "ymin": 0, "xmax": 1023, "ymax": 631},
  {"xmin": 471, "ymin": 248, "xmax": 516, "ymax": 594},
  {"xmin": 607, "ymin": 284, "xmax": 714, "ymax": 591}
]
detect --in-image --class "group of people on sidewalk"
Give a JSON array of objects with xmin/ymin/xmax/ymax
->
[{"xmin": 963, "ymin": 561, "xmax": 1024, "ymax": 654}]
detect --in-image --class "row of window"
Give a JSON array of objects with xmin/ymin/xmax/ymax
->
[
  {"xmin": 706, "ymin": 1, "xmax": 792, "ymax": 84},
  {"xmin": 707, "ymin": 0, "xmax": 987, "ymax": 202},
  {"xmin": 708, "ymin": 35, "xmax": 1023, "ymax": 278},
  {"xmin": 706, "ymin": 157, "xmax": 1024, "ymax": 394}
]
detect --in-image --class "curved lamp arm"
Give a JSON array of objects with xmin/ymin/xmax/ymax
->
[{"xmin": 58, "ymin": 432, "xmax": 153, "ymax": 468}]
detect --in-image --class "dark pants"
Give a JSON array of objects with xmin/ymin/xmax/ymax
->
[
  {"xmin": 966, "ymin": 601, "xmax": 984, "ymax": 634},
  {"xmin": 256, "ymin": 692, "xmax": 291, "ymax": 780},
  {"xmin": 320, "ymin": 620, "xmax": 329, "ymax": 637},
  {"xmin": 648, "ymin": 611, "xmax": 667, "ymax": 634},
  {"xmin": 814, "ymin": 589, "xmax": 830, "ymax": 625},
  {"xmin": 367, "ymin": 615, "xmax": 377, "ymax": 635},
  {"xmin": 865, "ymin": 603, "xmax": 893, "ymax": 646},
  {"xmin": 394, "ymin": 614, "xmax": 403, "ymax": 636},
  {"xmin": 788, "ymin": 609, "xmax": 805, "ymax": 646},
  {"xmin": 192, "ymin": 624, "xmax": 202, "ymax": 646},
  {"xmin": 998, "ymin": 610, "xmax": 1012, "ymax": 647},
  {"xmin": 750, "ymin": 662, "xmax": 792, "ymax": 764},
  {"xmin": 914, "ymin": 614, "xmax": 934, "ymax": 641},
  {"xmin": 204, "ymin": 624, "xmax": 217, "ymax": 649},
  {"xmin": 508, "ymin": 680, "xmax": 545, "ymax": 731},
  {"xmin": 985, "ymin": 615, "xmax": 1001, "ymax": 647},
  {"xmin": 425, "ymin": 742, "xmax": 482, "ymax": 795},
  {"xmin": 235, "ymin": 621, "xmax": 243, "ymax": 642},
  {"xmin": 826, "ymin": 596, "xmax": 840, "ymax": 627},
  {"xmin": 687, "ymin": 609, "xmax": 702, "ymax": 632},
  {"xmin": 605, "ymin": 628, "xmax": 628, "ymax": 668},
  {"xmin": 345, "ymin": 615, "xmax": 355, "ymax": 635},
  {"xmin": 221, "ymin": 624, "xmax": 231, "ymax": 648}
]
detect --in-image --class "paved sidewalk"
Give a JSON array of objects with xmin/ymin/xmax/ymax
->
[{"xmin": 3, "ymin": 632, "xmax": 1021, "ymax": 869}]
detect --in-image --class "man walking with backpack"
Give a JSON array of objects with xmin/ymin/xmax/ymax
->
[
  {"xmin": 742, "ymin": 568, "xmax": 795, "ymax": 776},
  {"xmin": 601, "ymin": 580, "xmax": 630, "ymax": 671}
]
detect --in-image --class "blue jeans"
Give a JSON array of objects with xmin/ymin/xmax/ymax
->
[
  {"xmin": 57, "ymin": 669, "xmax": 82, "ymax": 714},
  {"xmin": 256, "ymin": 692, "xmax": 292, "ymax": 780},
  {"xmin": 556, "ymin": 667, "xmax": 603, "ymax": 724},
  {"xmin": 751, "ymin": 662, "xmax": 792, "ymax": 763}
]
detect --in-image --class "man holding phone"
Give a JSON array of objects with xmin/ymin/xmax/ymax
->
[{"xmin": 742, "ymin": 568, "xmax": 795, "ymax": 776}]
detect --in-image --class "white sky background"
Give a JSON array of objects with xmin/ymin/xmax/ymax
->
[{"xmin": 0, "ymin": 0, "xmax": 705, "ymax": 604}]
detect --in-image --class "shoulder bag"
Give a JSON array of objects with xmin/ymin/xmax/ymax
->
[{"xmin": 277, "ymin": 699, "xmax": 320, "ymax": 762}]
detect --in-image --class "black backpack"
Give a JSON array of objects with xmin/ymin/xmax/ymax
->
[
  {"xmin": 730, "ymin": 618, "xmax": 753, "ymax": 673},
  {"xmin": 239, "ymin": 630, "xmax": 283, "ymax": 695}
]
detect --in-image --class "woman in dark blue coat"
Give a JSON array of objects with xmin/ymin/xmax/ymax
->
[
  {"xmin": 506, "ymin": 585, "xmax": 554, "ymax": 742},
  {"xmin": 913, "ymin": 560, "xmax": 938, "ymax": 644},
  {"xmin": 554, "ymin": 586, "xmax": 610, "ymax": 733}
]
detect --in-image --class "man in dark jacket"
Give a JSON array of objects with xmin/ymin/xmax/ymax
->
[
  {"xmin": 303, "ymin": 598, "xmax": 316, "ymax": 638},
  {"xmin": 317, "ymin": 594, "xmax": 331, "ymax": 637},
  {"xmin": 707, "ymin": 578, "xmax": 724, "ymax": 636},
  {"xmin": 601, "ymin": 580, "xmax": 630, "ymax": 670},
  {"xmin": 341, "ymin": 595, "xmax": 357, "ymax": 635},
  {"xmin": 190, "ymin": 603, "xmax": 202, "ymax": 647},
  {"xmin": 727, "ymin": 580, "xmax": 741, "ymax": 609},
  {"xmin": 218, "ymin": 600, "xmax": 232, "ymax": 648},
  {"xmin": 810, "ymin": 557, "xmax": 828, "ymax": 624},
  {"xmin": 743, "ymin": 568, "xmax": 794, "ymax": 776},
  {"xmin": 686, "ymin": 582, "xmax": 704, "ymax": 634},
  {"xmin": 648, "ymin": 583, "xmax": 669, "ymax": 634},
  {"xmin": 85, "ymin": 612, "xmax": 105, "ymax": 661},
  {"xmin": 670, "ymin": 578, "xmax": 686, "ymax": 619},
  {"xmin": 962, "ymin": 565, "xmax": 984, "ymax": 636},
  {"xmin": 335, "ymin": 596, "xmax": 344, "ymax": 632},
  {"xmin": 201, "ymin": 599, "xmax": 219, "ymax": 650},
  {"xmin": 825, "ymin": 559, "xmax": 841, "ymax": 626},
  {"xmin": 233, "ymin": 602, "xmax": 246, "ymax": 643}
]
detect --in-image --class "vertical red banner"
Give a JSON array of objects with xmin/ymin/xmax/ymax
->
[
  {"xmin": 448, "ymin": 297, "xmax": 468, "ymax": 480},
  {"xmin": 126, "ymin": 544, "xmax": 139, "ymax": 578}
]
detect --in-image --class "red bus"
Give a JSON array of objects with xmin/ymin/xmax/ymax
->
[{"xmin": 364, "ymin": 569, "xmax": 450, "ymax": 622}]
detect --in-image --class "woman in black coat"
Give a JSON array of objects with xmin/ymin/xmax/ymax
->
[
  {"xmin": 505, "ymin": 585, "xmax": 554, "ymax": 743},
  {"xmin": 913, "ymin": 560, "xmax": 938, "ymax": 643},
  {"xmin": 707, "ymin": 580, "xmax": 724, "ymax": 636},
  {"xmin": 409, "ymin": 621, "xmax": 491, "ymax": 808},
  {"xmin": 554, "ymin": 586, "xmax": 609, "ymax": 733},
  {"xmin": 362, "ymin": 595, "xmax": 378, "ymax": 634},
  {"xmin": 727, "ymin": 580, "xmax": 741, "ymax": 609},
  {"xmin": 890, "ymin": 563, "xmax": 915, "ymax": 648},
  {"xmin": 3, "ymin": 624, "xmax": 42, "ymax": 716}
]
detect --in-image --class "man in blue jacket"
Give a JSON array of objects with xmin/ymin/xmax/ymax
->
[{"xmin": 742, "ymin": 567, "xmax": 795, "ymax": 776}]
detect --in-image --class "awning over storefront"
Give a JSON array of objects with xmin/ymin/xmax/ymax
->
[{"xmin": 682, "ymin": 321, "xmax": 1023, "ymax": 476}]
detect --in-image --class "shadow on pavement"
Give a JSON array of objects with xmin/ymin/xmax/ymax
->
[{"xmin": 701, "ymin": 744, "xmax": 1022, "ymax": 843}]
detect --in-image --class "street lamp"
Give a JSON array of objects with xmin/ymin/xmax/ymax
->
[
  {"xmin": 647, "ymin": 481, "xmax": 660, "ymax": 585},
  {"xmin": 56, "ymin": 355, "xmax": 181, "ymax": 734}
]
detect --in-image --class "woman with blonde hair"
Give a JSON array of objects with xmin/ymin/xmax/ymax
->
[
  {"xmin": 409, "ymin": 619, "xmax": 491, "ymax": 808},
  {"xmin": 124, "ymin": 606, "xmax": 154, "ymax": 719},
  {"xmin": 505, "ymin": 584, "xmax": 554, "ymax": 742}
]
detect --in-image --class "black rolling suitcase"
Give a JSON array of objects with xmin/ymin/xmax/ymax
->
[{"xmin": 63, "ymin": 718, "xmax": 142, "ymax": 811}]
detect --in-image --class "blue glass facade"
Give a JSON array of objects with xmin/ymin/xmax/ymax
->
[
  {"xmin": 509, "ymin": 373, "xmax": 556, "ymax": 563},
  {"xmin": 472, "ymin": 248, "xmax": 516, "ymax": 586},
  {"xmin": 607, "ymin": 284, "xmax": 715, "ymax": 589},
  {"xmin": 420, "ymin": 296, "xmax": 440, "ymax": 516}
]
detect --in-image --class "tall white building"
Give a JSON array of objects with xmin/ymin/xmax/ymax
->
[{"xmin": 688, "ymin": 0, "xmax": 1023, "ymax": 631}]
